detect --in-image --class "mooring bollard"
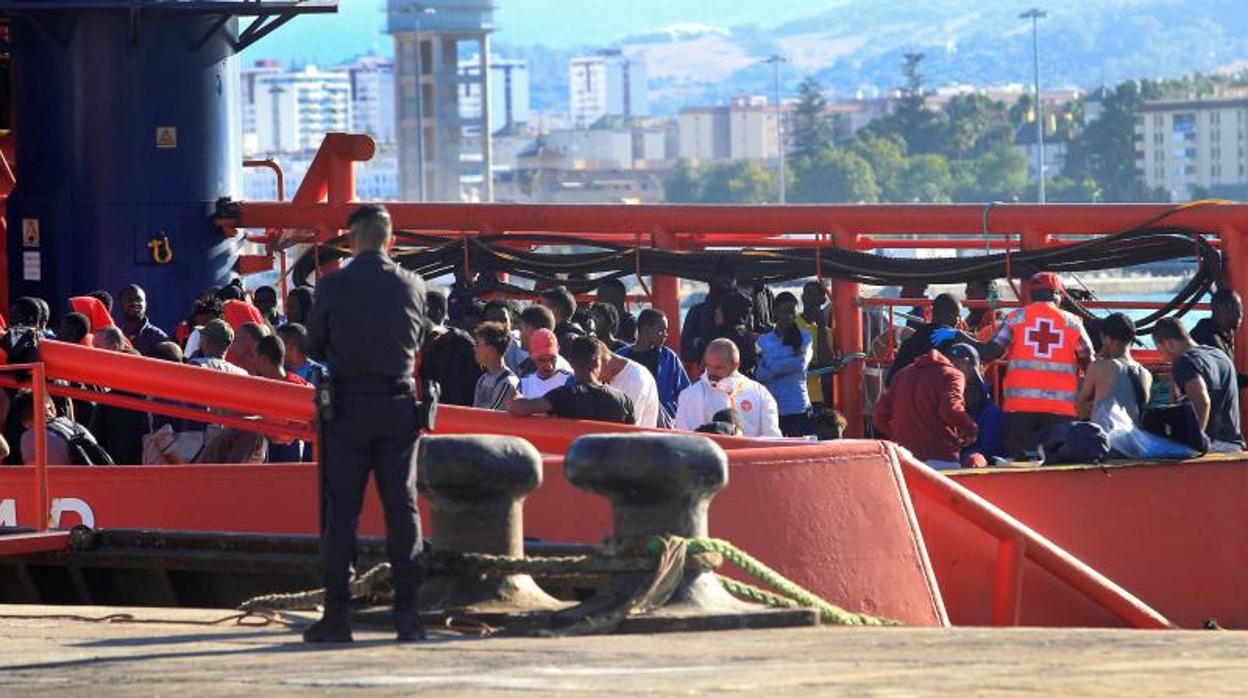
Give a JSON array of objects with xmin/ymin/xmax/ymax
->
[
  {"xmin": 416, "ymin": 435, "xmax": 564, "ymax": 612},
  {"xmin": 565, "ymin": 432, "xmax": 753, "ymax": 613}
]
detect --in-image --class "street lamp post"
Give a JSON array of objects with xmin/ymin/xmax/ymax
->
[
  {"xmin": 765, "ymin": 54, "xmax": 787, "ymax": 205},
  {"xmin": 1020, "ymin": 8, "xmax": 1047, "ymax": 204}
]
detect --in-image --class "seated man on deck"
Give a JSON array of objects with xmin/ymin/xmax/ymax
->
[
  {"xmin": 1152, "ymin": 317, "xmax": 1245, "ymax": 453},
  {"xmin": 675, "ymin": 338, "xmax": 781, "ymax": 438},
  {"xmin": 14, "ymin": 390, "xmax": 106, "ymax": 466},
  {"xmin": 873, "ymin": 346, "xmax": 978, "ymax": 470},
  {"xmin": 509, "ymin": 336, "xmax": 636, "ymax": 425}
]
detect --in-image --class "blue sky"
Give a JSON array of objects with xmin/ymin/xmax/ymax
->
[{"xmin": 239, "ymin": 0, "xmax": 829, "ymax": 65}]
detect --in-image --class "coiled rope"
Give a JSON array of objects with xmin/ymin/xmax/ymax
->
[{"xmin": 238, "ymin": 536, "xmax": 897, "ymax": 630}]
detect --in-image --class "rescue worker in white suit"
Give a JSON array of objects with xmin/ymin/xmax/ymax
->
[{"xmin": 676, "ymin": 337, "xmax": 782, "ymax": 438}]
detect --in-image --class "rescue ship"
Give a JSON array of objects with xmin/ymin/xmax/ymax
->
[{"xmin": 0, "ymin": 1, "xmax": 1243, "ymax": 633}]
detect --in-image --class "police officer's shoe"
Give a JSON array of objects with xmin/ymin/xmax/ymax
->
[
  {"xmin": 302, "ymin": 615, "xmax": 353, "ymax": 644},
  {"xmin": 394, "ymin": 613, "xmax": 427, "ymax": 642}
]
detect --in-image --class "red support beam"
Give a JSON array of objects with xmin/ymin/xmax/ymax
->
[{"xmin": 226, "ymin": 201, "xmax": 1247, "ymax": 238}]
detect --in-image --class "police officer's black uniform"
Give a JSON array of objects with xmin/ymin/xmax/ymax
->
[{"xmin": 305, "ymin": 240, "xmax": 429, "ymax": 643}]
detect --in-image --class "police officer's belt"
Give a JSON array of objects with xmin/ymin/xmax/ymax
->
[{"xmin": 333, "ymin": 376, "xmax": 416, "ymax": 396}]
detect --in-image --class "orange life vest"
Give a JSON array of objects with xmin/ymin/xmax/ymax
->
[{"xmin": 1002, "ymin": 303, "xmax": 1081, "ymax": 416}]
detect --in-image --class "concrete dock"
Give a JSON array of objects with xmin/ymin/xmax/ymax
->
[{"xmin": 1, "ymin": 604, "xmax": 1245, "ymax": 695}]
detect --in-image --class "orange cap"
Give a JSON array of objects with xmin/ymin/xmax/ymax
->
[{"xmin": 530, "ymin": 328, "xmax": 558, "ymax": 359}]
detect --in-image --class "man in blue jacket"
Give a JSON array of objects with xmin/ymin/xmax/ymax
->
[{"xmin": 619, "ymin": 308, "xmax": 690, "ymax": 427}]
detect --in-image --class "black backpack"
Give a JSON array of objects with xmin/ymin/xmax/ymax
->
[{"xmin": 45, "ymin": 418, "xmax": 115, "ymax": 466}]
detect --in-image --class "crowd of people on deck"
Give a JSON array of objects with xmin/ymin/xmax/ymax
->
[{"xmin": 1, "ymin": 260, "xmax": 1243, "ymax": 468}]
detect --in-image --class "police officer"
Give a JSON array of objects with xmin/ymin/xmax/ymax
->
[{"xmin": 305, "ymin": 204, "xmax": 429, "ymax": 643}]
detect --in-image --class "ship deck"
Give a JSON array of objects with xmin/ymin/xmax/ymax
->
[{"xmin": 1, "ymin": 604, "xmax": 1244, "ymax": 696}]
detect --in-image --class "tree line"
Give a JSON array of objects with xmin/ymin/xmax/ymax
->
[{"xmin": 666, "ymin": 55, "xmax": 1248, "ymax": 204}]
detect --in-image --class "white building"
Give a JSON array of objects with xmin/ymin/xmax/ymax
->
[
  {"xmin": 459, "ymin": 58, "xmax": 531, "ymax": 133},
  {"xmin": 348, "ymin": 56, "xmax": 396, "ymax": 144},
  {"xmin": 251, "ymin": 64, "xmax": 352, "ymax": 154},
  {"xmin": 541, "ymin": 129, "xmax": 635, "ymax": 170},
  {"xmin": 1136, "ymin": 97, "xmax": 1248, "ymax": 201},
  {"xmin": 677, "ymin": 97, "xmax": 779, "ymax": 162},
  {"xmin": 569, "ymin": 49, "xmax": 648, "ymax": 128},
  {"xmin": 240, "ymin": 59, "xmax": 284, "ymax": 155}
]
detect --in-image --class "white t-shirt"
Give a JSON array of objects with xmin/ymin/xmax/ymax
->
[
  {"xmin": 608, "ymin": 359, "xmax": 661, "ymax": 428},
  {"xmin": 519, "ymin": 369, "xmax": 573, "ymax": 399},
  {"xmin": 674, "ymin": 372, "xmax": 781, "ymax": 438}
]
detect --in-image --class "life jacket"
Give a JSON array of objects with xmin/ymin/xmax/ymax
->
[{"xmin": 1002, "ymin": 302, "xmax": 1081, "ymax": 416}]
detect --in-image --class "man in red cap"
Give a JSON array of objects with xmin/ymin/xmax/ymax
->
[
  {"xmin": 979, "ymin": 272, "xmax": 1093, "ymax": 460},
  {"xmin": 517, "ymin": 327, "xmax": 572, "ymax": 399}
]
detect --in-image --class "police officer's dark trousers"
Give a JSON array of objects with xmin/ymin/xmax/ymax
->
[{"xmin": 321, "ymin": 390, "xmax": 424, "ymax": 614}]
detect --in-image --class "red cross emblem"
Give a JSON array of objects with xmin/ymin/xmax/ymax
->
[{"xmin": 1024, "ymin": 318, "xmax": 1065, "ymax": 359}]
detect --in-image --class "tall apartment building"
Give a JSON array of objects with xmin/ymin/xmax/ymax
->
[
  {"xmin": 250, "ymin": 64, "xmax": 351, "ymax": 154},
  {"xmin": 677, "ymin": 97, "xmax": 779, "ymax": 162},
  {"xmin": 348, "ymin": 56, "xmax": 396, "ymax": 144},
  {"xmin": 459, "ymin": 58, "xmax": 531, "ymax": 133},
  {"xmin": 388, "ymin": 0, "xmax": 495, "ymax": 201},
  {"xmin": 1136, "ymin": 97, "xmax": 1248, "ymax": 201},
  {"xmin": 240, "ymin": 59, "xmax": 284, "ymax": 155},
  {"xmin": 569, "ymin": 49, "xmax": 648, "ymax": 128}
]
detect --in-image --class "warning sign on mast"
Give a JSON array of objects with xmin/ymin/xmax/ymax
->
[
  {"xmin": 156, "ymin": 127, "xmax": 178, "ymax": 149},
  {"xmin": 21, "ymin": 218, "xmax": 39, "ymax": 248}
]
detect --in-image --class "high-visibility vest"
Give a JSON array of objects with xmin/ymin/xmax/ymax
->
[{"xmin": 1002, "ymin": 303, "xmax": 1082, "ymax": 416}]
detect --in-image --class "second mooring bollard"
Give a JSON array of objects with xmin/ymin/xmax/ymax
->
[
  {"xmin": 417, "ymin": 434, "xmax": 564, "ymax": 612},
  {"xmin": 565, "ymin": 432, "xmax": 754, "ymax": 614}
]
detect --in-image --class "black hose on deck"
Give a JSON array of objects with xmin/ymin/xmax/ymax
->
[{"xmin": 289, "ymin": 227, "xmax": 1222, "ymax": 333}]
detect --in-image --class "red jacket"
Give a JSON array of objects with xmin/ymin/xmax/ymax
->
[{"xmin": 873, "ymin": 349, "xmax": 977, "ymax": 463}]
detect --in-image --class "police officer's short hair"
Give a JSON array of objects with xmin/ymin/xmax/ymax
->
[
  {"xmin": 566, "ymin": 336, "xmax": 604, "ymax": 372},
  {"xmin": 348, "ymin": 204, "xmax": 392, "ymax": 251},
  {"xmin": 519, "ymin": 304, "xmax": 555, "ymax": 331},
  {"xmin": 475, "ymin": 321, "xmax": 510, "ymax": 356},
  {"xmin": 256, "ymin": 334, "xmax": 286, "ymax": 367}
]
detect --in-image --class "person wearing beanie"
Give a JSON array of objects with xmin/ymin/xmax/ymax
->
[{"xmin": 947, "ymin": 343, "xmax": 1005, "ymax": 467}]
